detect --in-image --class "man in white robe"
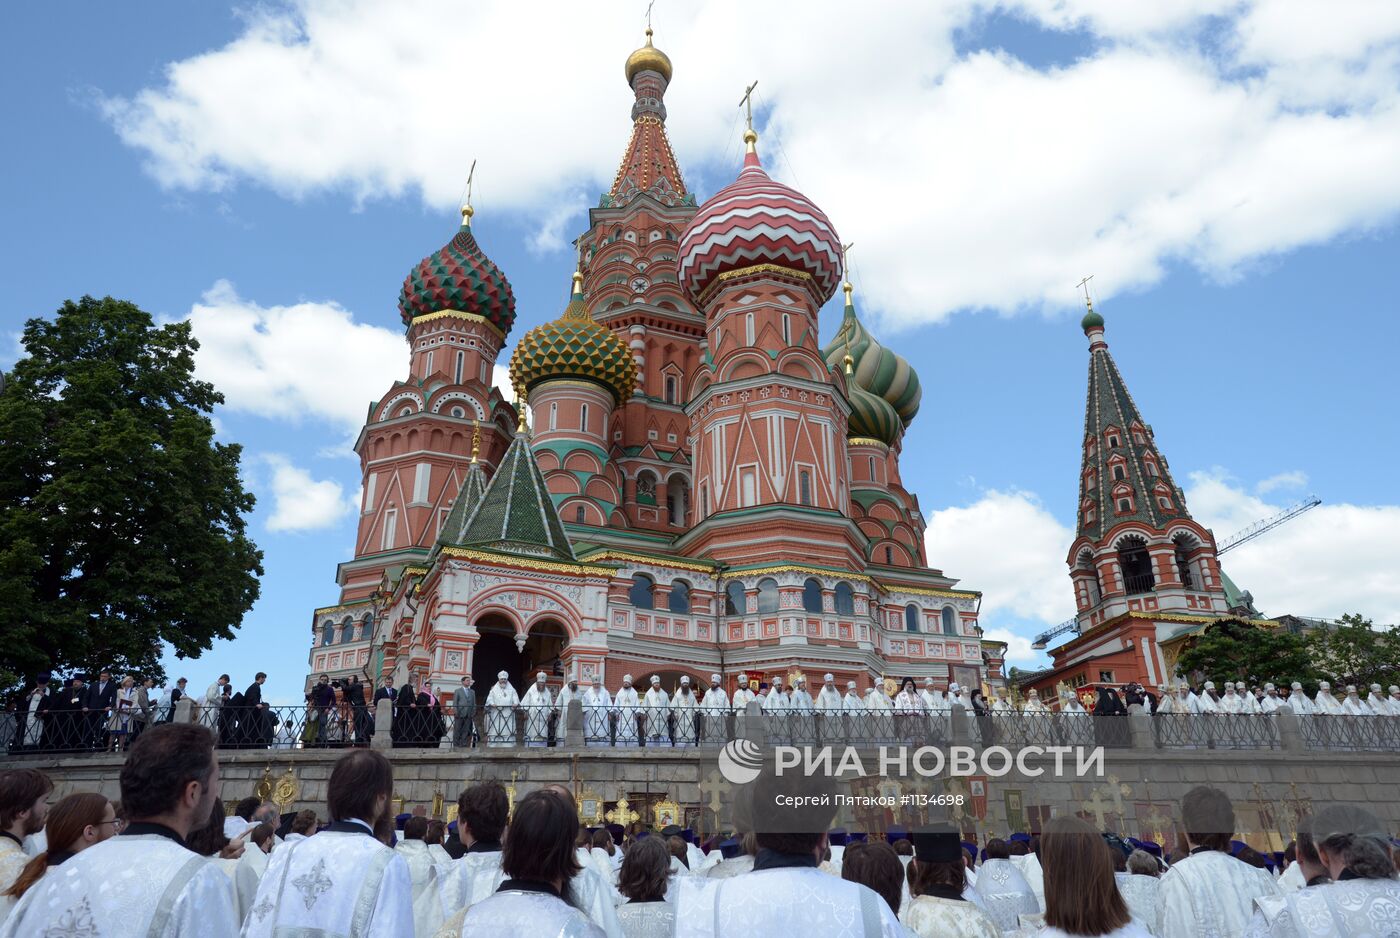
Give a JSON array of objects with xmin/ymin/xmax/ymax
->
[
  {"xmin": 761, "ymin": 676, "xmax": 790, "ymax": 742},
  {"xmin": 815, "ymin": 674, "xmax": 843, "ymax": 741},
  {"xmin": 973, "ymin": 843, "xmax": 1039, "ymax": 933},
  {"xmin": 0, "ymin": 724, "xmax": 239, "ymax": 938},
  {"xmin": 790, "ymin": 677, "xmax": 816, "ymax": 743},
  {"xmin": 0, "ymin": 768, "xmax": 50, "ymax": 926},
  {"xmin": 244, "ymin": 750, "xmax": 411, "ymax": 938},
  {"xmin": 1313, "ymin": 681, "xmax": 1343, "ymax": 714},
  {"xmin": 698, "ymin": 673, "xmax": 728, "ymax": 744},
  {"xmin": 613, "ymin": 675, "xmax": 641, "ymax": 746},
  {"xmin": 394, "ymin": 818, "xmax": 438, "ymax": 938},
  {"xmin": 1021, "ymin": 688, "xmax": 1053, "ymax": 745},
  {"xmin": 672, "ymin": 676, "xmax": 698, "ymax": 746},
  {"xmin": 555, "ymin": 676, "xmax": 581, "ymax": 746},
  {"xmin": 1259, "ymin": 684, "xmax": 1283, "ymax": 713},
  {"xmin": 582, "ymin": 675, "xmax": 612, "ymax": 747},
  {"xmin": 730, "ymin": 673, "xmax": 755, "ymax": 712},
  {"xmin": 1157, "ymin": 785, "xmax": 1278, "ymax": 938},
  {"xmin": 920, "ymin": 678, "xmax": 949, "ymax": 743},
  {"xmin": 520, "ymin": 672, "xmax": 554, "ymax": 747},
  {"xmin": 1388, "ymin": 685, "xmax": 1400, "ymax": 716},
  {"xmin": 1364, "ymin": 683, "xmax": 1388, "ymax": 715},
  {"xmin": 643, "ymin": 675, "xmax": 670, "ymax": 747},
  {"xmin": 1283, "ymin": 681, "xmax": 1313, "ymax": 714},
  {"xmin": 484, "ymin": 671, "xmax": 520, "ymax": 747},
  {"xmin": 863, "ymin": 680, "xmax": 893, "ymax": 744}
]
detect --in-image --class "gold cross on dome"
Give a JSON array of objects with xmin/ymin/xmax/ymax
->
[
  {"xmin": 1076, "ymin": 275, "xmax": 1095, "ymax": 310},
  {"xmin": 739, "ymin": 81, "xmax": 759, "ymax": 133},
  {"xmin": 645, "ymin": 0, "xmax": 655, "ymax": 31}
]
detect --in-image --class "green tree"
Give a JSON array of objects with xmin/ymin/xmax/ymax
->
[
  {"xmin": 1307, "ymin": 613, "xmax": 1400, "ymax": 690},
  {"xmin": 1176, "ymin": 618, "xmax": 1314, "ymax": 691},
  {"xmin": 0, "ymin": 296, "xmax": 262, "ymax": 691}
]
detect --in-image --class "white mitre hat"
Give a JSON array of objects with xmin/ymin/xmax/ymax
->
[
  {"xmin": 1346, "ymin": 684, "xmax": 1357, "ymax": 694},
  {"xmin": 1264, "ymin": 683, "xmax": 1275, "ymax": 691},
  {"xmin": 650, "ymin": 675, "xmax": 661, "ymax": 684},
  {"xmin": 1319, "ymin": 681, "xmax": 1331, "ymax": 689},
  {"xmin": 923, "ymin": 677, "xmax": 935, "ymax": 686},
  {"xmin": 497, "ymin": 671, "xmax": 508, "ymax": 680},
  {"xmin": 824, "ymin": 673, "xmax": 835, "ymax": 682},
  {"xmin": 847, "ymin": 681, "xmax": 856, "ymax": 688},
  {"xmin": 1203, "ymin": 681, "xmax": 1216, "ymax": 690},
  {"xmin": 1291, "ymin": 682, "xmax": 1303, "ymax": 690},
  {"xmin": 772, "ymin": 676, "xmax": 784, "ymax": 685},
  {"xmin": 949, "ymin": 682, "xmax": 960, "ymax": 692},
  {"xmin": 1390, "ymin": 685, "xmax": 1400, "ymax": 694},
  {"xmin": 737, "ymin": 672, "xmax": 748, "ymax": 681},
  {"xmin": 711, "ymin": 673, "xmax": 722, "ymax": 683},
  {"xmin": 622, "ymin": 674, "xmax": 633, "ymax": 684},
  {"xmin": 681, "ymin": 676, "xmax": 690, "ymax": 685},
  {"xmin": 536, "ymin": 672, "xmax": 547, "ymax": 682},
  {"xmin": 1370, "ymin": 684, "xmax": 1382, "ymax": 693}
]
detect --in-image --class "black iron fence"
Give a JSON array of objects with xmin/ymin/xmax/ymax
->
[
  {"xmin": 1298, "ymin": 713, "xmax": 1400, "ymax": 751},
  {"xmin": 1153, "ymin": 711, "xmax": 1280, "ymax": 750}
]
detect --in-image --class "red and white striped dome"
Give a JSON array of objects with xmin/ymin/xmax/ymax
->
[{"xmin": 677, "ymin": 138, "xmax": 842, "ymax": 307}]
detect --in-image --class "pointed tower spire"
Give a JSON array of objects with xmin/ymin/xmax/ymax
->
[
  {"xmin": 440, "ymin": 418, "xmax": 576, "ymax": 562},
  {"xmin": 435, "ymin": 423, "xmax": 490, "ymax": 549},
  {"xmin": 609, "ymin": 27, "xmax": 687, "ymax": 206}
]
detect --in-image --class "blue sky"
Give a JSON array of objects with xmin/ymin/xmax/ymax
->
[{"xmin": 4, "ymin": 2, "xmax": 1398, "ymax": 704}]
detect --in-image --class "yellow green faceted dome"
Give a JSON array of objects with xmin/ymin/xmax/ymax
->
[
  {"xmin": 510, "ymin": 274, "xmax": 637, "ymax": 405},
  {"xmin": 822, "ymin": 283, "xmax": 922, "ymax": 428}
]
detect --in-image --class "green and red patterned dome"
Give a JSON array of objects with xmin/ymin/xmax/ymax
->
[
  {"xmin": 821, "ymin": 283, "xmax": 921, "ymax": 442},
  {"xmin": 398, "ymin": 206, "xmax": 516, "ymax": 334}
]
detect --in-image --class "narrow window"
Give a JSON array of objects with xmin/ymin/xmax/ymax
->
[
  {"xmin": 799, "ymin": 471, "xmax": 812, "ymax": 506},
  {"xmin": 575, "ymin": 505, "xmax": 586, "ymax": 523},
  {"xmin": 782, "ymin": 314, "xmax": 791, "ymax": 344},
  {"xmin": 413, "ymin": 462, "xmax": 430, "ymax": 503},
  {"xmin": 745, "ymin": 313, "xmax": 755, "ymax": 346},
  {"xmin": 664, "ymin": 376, "xmax": 677, "ymax": 404},
  {"xmin": 381, "ymin": 509, "xmax": 397, "ymax": 551},
  {"xmin": 868, "ymin": 456, "xmax": 875, "ymax": 479},
  {"xmin": 669, "ymin": 580, "xmax": 691, "ymax": 614},
  {"xmin": 580, "ymin": 403, "xmax": 589, "ymax": 431},
  {"xmin": 942, "ymin": 607, "xmax": 957, "ymax": 635},
  {"xmin": 549, "ymin": 402, "xmax": 558, "ymax": 431},
  {"xmin": 364, "ymin": 472, "xmax": 378, "ymax": 512},
  {"xmin": 740, "ymin": 468, "xmax": 757, "ymax": 507},
  {"xmin": 1117, "ymin": 498, "xmax": 1131, "ymax": 513},
  {"xmin": 629, "ymin": 574, "xmax": 655, "ymax": 609},
  {"xmin": 725, "ymin": 582, "xmax": 745, "ymax": 615},
  {"xmin": 454, "ymin": 350, "xmax": 465, "ymax": 384},
  {"xmin": 424, "ymin": 350, "xmax": 434, "ymax": 378},
  {"xmin": 1112, "ymin": 465, "xmax": 1125, "ymax": 481},
  {"xmin": 884, "ymin": 545, "xmax": 893, "ymax": 564},
  {"xmin": 802, "ymin": 578, "xmax": 822, "ymax": 614},
  {"xmin": 905, "ymin": 604, "xmax": 920, "ymax": 632},
  {"xmin": 756, "ymin": 578, "xmax": 779, "ymax": 613},
  {"xmin": 834, "ymin": 583, "xmax": 855, "ymax": 615}
]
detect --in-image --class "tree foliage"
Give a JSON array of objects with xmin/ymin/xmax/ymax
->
[
  {"xmin": 1306, "ymin": 612, "xmax": 1400, "ymax": 690},
  {"xmin": 1176, "ymin": 618, "xmax": 1314, "ymax": 691},
  {"xmin": 0, "ymin": 296, "xmax": 262, "ymax": 691}
]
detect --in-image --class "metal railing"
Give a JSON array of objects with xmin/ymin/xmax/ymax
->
[
  {"xmin": 1298, "ymin": 713, "xmax": 1400, "ymax": 751},
  {"xmin": 1153, "ymin": 712, "xmax": 1280, "ymax": 750}
]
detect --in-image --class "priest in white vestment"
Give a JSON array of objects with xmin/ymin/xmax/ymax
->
[
  {"xmin": 643, "ymin": 675, "xmax": 670, "ymax": 747},
  {"xmin": 1021, "ymin": 688, "xmax": 1053, "ymax": 744},
  {"xmin": 613, "ymin": 675, "xmax": 641, "ymax": 746},
  {"xmin": 582, "ymin": 676, "xmax": 613, "ymax": 747},
  {"xmin": 672, "ymin": 676, "xmax": 698, "ymax": 746},
  {"xmin": 863, "ymin": 681, "xmax": 893, "ymax": 744},
  {"xmin": 1341, "ymin": 684, "xmax": 1372, "ymax": 716},
  {"xmin": 1260, "ymin": 684, "xmax": 1284, "ymax": 713},
  {"xmin": 730, "ymin": 673, "xmax": 755, "ymax": 712},
  {"xmin": 973, "ymin": 843, "xmax": 1039, "ymax": 933},
  {"xmin": 0, "ymin": 723, "xmax": 239, "ymax": 938},
  {"xmin": 1365, "ymin": 683, "xmax": 1390, "ymax": 716},
  {"xmin": 1283, "ymin": 682, "xmax": 1313, "ymax": 714},
  {"xmin": 244, "ymin": 751, "xmax": 412, "ymax": 938},
  {"xmin": 698, "ymin": 673, "xmax": 728, "ymax": 745},
  {"xmin": 521, "ymin": 673, "xmax": 554, "ymax": 747},
  {"xmin": 395, "ymin": 819, "xmax": 439, "ymax": 938},
  {"xmin": 1313, "ymin": 681, "xmax": 1344, "ymax": 714},
  {"xmin": 761, "ymin": 676, "xmax": 790, "ymax": 741},
  {"xmin": 1058, "ymin": 688, "xmax": 1093, "ymax": 746},
  {"xmin": 1157, "ymin": 787, "xmax": 1278, "ymax": 938},
  {"xmin": 815, "ymin": 674, "xmax": 844, "ymax": 741},
  {"xmin": 485, "ymin": 672, "xmax": 520, "ymax": 747},
  {"xmin": 789, "ymin": 677, "xmax": 816, "ymax": 742}
]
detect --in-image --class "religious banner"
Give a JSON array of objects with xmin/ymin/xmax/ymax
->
[
  {"xmin": 653, "ymin": 800, "xmax": 681, "ymax": 830},
  {"xmin": 1026, "ymin": 803, "xmax": 1055, "ymax": 835},
  {"xmin": 1003, "ymin": 789, "xmax": 1027, "ymax": 833},
  {"xmin": 967, "ymin": 775, "xmax": 988, "ymax": 821}
]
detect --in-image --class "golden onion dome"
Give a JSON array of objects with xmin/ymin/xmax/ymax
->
[
  {"xmin": 625, "ymin": 28, "xmax": 672, "ymax": 85},
  {"xmin": 509, "ymin": 272, "xmax": 638, "ymax": 406}
]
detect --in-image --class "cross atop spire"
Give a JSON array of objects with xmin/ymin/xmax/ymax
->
[
  {"xmin": 460, "ymin": 159, "xmax": 477, "ymax": 228},
  {"xmin": 740, "ymin": 80, "xmax": 759, "ymax": 153}
]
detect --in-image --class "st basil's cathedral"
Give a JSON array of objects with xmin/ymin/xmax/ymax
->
[{"xmin": 304, "ymin": 30, "xmax": 1003, "ymax": 699}]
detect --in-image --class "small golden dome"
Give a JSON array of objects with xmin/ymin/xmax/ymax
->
[{"xmin": 625, "ymin": 28, "xmax": 672, "ymax": 85}]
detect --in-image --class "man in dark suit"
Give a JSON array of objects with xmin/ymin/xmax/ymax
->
[
  {"xmin": 47, "ymin": 677, "xmax": 85, "ymax": 751},
  {"xmin": 242, "ymin": 672, "xmax": 270, "ymax": 748},
  {"xmin": 309, "ymin": 673, "xmax": 334, "ymax": 747},
  {"xmin": 85, "ymin": 670, "xmax": 117, "ymax": 750},
  {"xmin": 345, "ymin": 675, "xmax": 369, "ymax": 745},
  {"xmin": 162, "ymin": 677, "xmax": 187, "ymax": 723}
]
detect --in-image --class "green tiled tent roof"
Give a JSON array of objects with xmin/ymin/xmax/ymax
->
[
  {"xmin": 443, "ymin": 430, "xmax": 575, "ymax": 562},
  {"xmin": 436, "ymin": 459, "xmax": 489, "ymax": 549}
]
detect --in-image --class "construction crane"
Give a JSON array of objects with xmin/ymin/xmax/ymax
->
[{"xmin": 1029, "ymin": 495, "xmax": 1323, "ymax": 650}]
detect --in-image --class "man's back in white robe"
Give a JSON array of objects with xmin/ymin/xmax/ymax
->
[
  {"xmin": 1245, "ymin": 875, "xmax": 1400, "ymax": 937},
  {"xmin": 674, "ymin": 865, "xmax": 906, "ymax": 937},
  {"xmin": 0, "ymin": 830, "xmax": 238, "ymax": 938},
  {"xmin": 395, "ymin": 838, "xmax": 441, "ymax": 937},
  {"xmin": 1157, "ymin": 849, "xmax": 1278, "ymax": 938},
  {"xmin": 447, "ymin": 887, "xmax": 604, "ymax": 938},
  {"xmin": 242, "ymin": 825, "xmax": 412, "ymax": 938},
  {"xmin": 429, "ymin": 848, "xmax": 622, "ymax": 937}
]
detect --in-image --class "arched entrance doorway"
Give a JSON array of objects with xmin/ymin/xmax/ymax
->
[
  {"xmin": 522, "ymin": 620, "xmax": 569, "ymax": 682},
  {"xmin": 472, "ymin": 614, "xmax": 524, "ymax": 692}
]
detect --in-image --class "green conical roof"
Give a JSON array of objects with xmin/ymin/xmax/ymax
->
[
  {"xmin": 443, "ymin": 425, "xmax": 575, "ymax": 562},
  {"xmin": 436, "ymin": 458, "xmax": 489, "ymax": 549}
]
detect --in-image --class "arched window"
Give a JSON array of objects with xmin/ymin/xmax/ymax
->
[
  {"xmin": 725, "ymin": 581, "xmax": 745, "ymax": 616},
  {"xmin": 782, "ymin": 313, "xmax": 791, "ymax": 344},
  {"xmin": 802, "ymin": 578, "xmax": 823, "ymax": 614},
  {"xmin": 636, "ymin": 471, "xmax": 657, "ymax": 506},
  {"xmin": 664, "ymin": 375, "xmax": 678, "ymax": 405},
  {"xmin": 580, "ymin": 403, "xmax": 589, "ymax": 431},
  {"xmin": 745, "ymin": 313, "xmax": 755, "ymax": 345},
  {"xmin": 321, "ymin": 624, "xmax": 335, "ymax": 646},
  {"xmin": 669, "ymin": 580, "xmax": 691, "ymax": 614},
  {"xmin": 867, "ymin": 456, "xmax": 875, "ymax": 479},
  {"xmin": 799, "ymin": 471, "xmax": 812, "ymax": 506},
  {"xmin": 884, "ymin": 545, "xmax": 893, "ymax": 565},
  {"xmin": 340, "ymin": 618, "xmax": 354, "ymax": 643},
  {"xmin": 360, "ymin": 615, "xmax": 374, "ymax": 641},
  {"xmin": 942, "ymin": 607, "xmax": 958, "ymax": 635},
  {"xmin": 756, "ymin": 578, "xmax": 779, "ymax": 614},
  {"xmin": 667, "ymin": 476, "xmax": 688, "ymax": 526},
  {"xmin": 1112, "ymin": 464, "xmax": 1126, "ymax": 481},
  {"xmin": 1172, "ymin": 533, "xmax": 1197, "ymax": 589},
  {"xmin": 454, "ymin": 350, "xmax": 465, "ymax": 384},
  {"xmin": 905, "ymin": 604, "xmax": 920, "ymax": 632},
  {"xmin": 549, "ymin": 401, "xmax": 558, "ymax": 431},
  {"xmin": 1077, "ymin": 549, "xmax": 1102, "ymax": 605},
  {"xmin": 575, "ymin": 504, "xmax": 586, "ymax": 523},
  {"xmin": 1117, "ymin": 535, "xmax": 1154, "ymax": 595},
  {"xmin": 834, "ymin": 582, "xmax": 855, "ymax": 615},
  {"xmin": 629, "ymin": 573, "xmax": 655, "ymax": 609}
]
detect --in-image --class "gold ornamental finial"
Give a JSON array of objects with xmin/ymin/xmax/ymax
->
[
  {"xmin": 842, "ymin": 281, "xmax": 854, "ymax": 303},
  {"xmin": 516, "ymin": 388, "xmax": 528, "ymax": 433},
  {"xmin": 571, "ymin": 270, "xmax": 585, "ymax": 296},
  {"xmin": 739, "ymin": 81, "xmax": 759, "ymax": 152},
  {"xmin": 470, "ymin": 421, "xmax": 481, "ymax": 463},
  {"xmin": 1076, "ymin": 274, "xmax": 1095, "ymax": 312},
  {"xmin": 843, "ymin": 352, "xmax": 854, "ymax": 376}
]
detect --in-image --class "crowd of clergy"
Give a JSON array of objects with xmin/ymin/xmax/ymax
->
[{"xmin": 2, "ymin": 722, "xmax": 1398, "ymax": 937}]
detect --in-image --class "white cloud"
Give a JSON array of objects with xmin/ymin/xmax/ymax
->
[
  {"xmin": 1255, "ymin": 469, "xmax": 1308, "ymax": 494},
  {"xmin": 101, "ymin": 1, "xmax": 1400, "ymax": 325},
  {"xmin": 1186, "ymin": 469, "xmax": 1400, "ymax": 623},
  {"xmin": 924, "ymin": 488, "xmax": 1077, "ymax": 662},
  {"xmin": 261, "ymin": 453, "xmax": 358, "ymax": 532},
  {"xmin": 185, "ymin": 279, "xmax": 404, "ymax": 435}
]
